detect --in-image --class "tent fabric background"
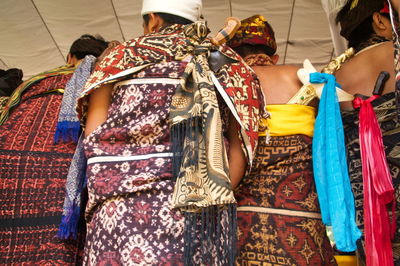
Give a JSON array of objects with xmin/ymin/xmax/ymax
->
[{"xmin": 0, "ymin": 0, "xmax": 339, "ymax": 79}]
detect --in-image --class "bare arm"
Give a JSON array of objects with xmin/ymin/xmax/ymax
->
[
  {"xmin": 227, "ymin": 114, "xmax": 247, "ymax": 189},
  {"xmin": 85, "ymin": 83, "xmax": 114, "ymax": 137}
]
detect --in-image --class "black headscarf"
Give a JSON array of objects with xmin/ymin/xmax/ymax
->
[{"xmin": 336, "ymin": 0, "xmax": 385, "ymax": 40}]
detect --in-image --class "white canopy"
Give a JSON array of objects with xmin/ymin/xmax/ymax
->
[{"xmin": 0, "ymin": 0, "xmax": 347, "ymax": 78}]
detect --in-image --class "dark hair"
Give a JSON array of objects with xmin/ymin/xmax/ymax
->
[
  {"xmin": 346, "ymin": 13, "xmax": 390, "ymax": 49},
  {"xmin": 232, "ymin": 44, "xmax": 274, "ymax": 58},
  {"xmin": 346, "ymin": 16, "xmax": 375, "ymax": 49},
  {"xmin": 143, "ymin": 13, "xmax": 193, "ymax": 27},
  {"xmin": 69, "ymin": 34, "xmax": 108, "ymax": 60},
  {"xmin": 0, "ymin": 68, "xmax": 23, "ymax": 96},
  {"xmin": 336, "ymin": 0, "xmax": 390, "ymax": 49}
]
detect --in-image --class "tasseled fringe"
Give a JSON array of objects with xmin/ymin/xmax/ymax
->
[
  {"xmin": 57, "ymin": 153, "xmax": 87, "ymax": 240},
  {"xmin": 183, "ymin": 204, "xmax": 237, "ymax": 265},
  {"xmin": 54, "ymin": 121, "xmax": 81, "ymax": 144},
  {"xmin": 170, "ymin": 116, "xmax": 201, "ymax": 181},
  {"xmin": 57, "ymin": 203, "xmax": 80, "ymax": 240}
]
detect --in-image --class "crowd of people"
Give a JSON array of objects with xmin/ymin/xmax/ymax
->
[{"xmin": 0, "ymin": 0, "xmax": 399, "ymax": 265}]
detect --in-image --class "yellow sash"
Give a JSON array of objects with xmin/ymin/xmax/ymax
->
[
  {"xmin": 334, "ymin": 255, "xmax": 357, "ymax": 266},
  {"xmin": 259, "ymin": 104, "xmax": 316, "ymax": 137}
]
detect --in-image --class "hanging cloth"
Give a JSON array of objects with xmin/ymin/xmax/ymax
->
[
  {"xmin": 353, "ymin": 95, "xmax": 396, "ymax": 266},
  {"xmin": 310, "ymin": 72, "xmax": 362, "ymax": 252},
  {"xmin": 54, "ymin": 55, "xmax": 97, "ymax": 143},
  {"xmin": 169, "ymin": 21, "xmax": 237, "ymax": 265},
  {"xmin": 55, "ymin": 56, "xmax": 97, "ymax": 239},
  {"xmin": 57, "ymin": 134, "xmax": 87, "ymax": 239}
]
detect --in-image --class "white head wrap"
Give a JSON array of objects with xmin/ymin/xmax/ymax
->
[{"xmin": 141, "ymin": 0, "xmax": 203, "ymax": 22}]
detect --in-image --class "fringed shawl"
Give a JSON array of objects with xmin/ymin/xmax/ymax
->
[{"xmin": 54, "ymin": 55, "xmax": 97, "ymax": 144}]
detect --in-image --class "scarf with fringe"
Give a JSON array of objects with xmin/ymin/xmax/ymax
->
[
  {"xmin": 57, "ymin": 56, "xmax": 97, "ymax": 239},
  {"xmin": 54, "ymin": 55, "xmax": 97, "ymax": 143},
  {"xmin": 169, "ymin": 21, "xmax": 237, "ymax": 265},
  {"xmin": 57, "ymin": 135, "xmax": 87, "ymax": 239}
]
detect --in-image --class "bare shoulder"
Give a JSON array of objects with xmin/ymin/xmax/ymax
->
[
  {"xmin": 336, "ymin": 41, "xmax": 395, "ymax": 98},
  {"xmin": 342, "ymin": 42, "xmax": 393, "ymax": 69},
  {"xmin": 253, "ymin": 64, "xmax": 302, "ymax": 104},
  {"xmin": 267, "ymin": 65, "xmax": 301, "ymax": 85},
  {"xmin": 274, "ymin": 64, "xmax": 301, "ymax": 72},
  {"xmin": 253, "ymin": 64, "xmax": 300, "ymax": 79}
]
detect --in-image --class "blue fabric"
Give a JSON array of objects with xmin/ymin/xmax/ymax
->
[
  {"xmin": 57, "ymin": 135, "xmax": 87, "ymax": 239},
  {"xmin": 57, "ymin": 203, "xmax": 81, "ymax": 239},
  {"xmin": 54, "ymin": 121, "xmax": 80, "ymax": 143},
  {"xmin": 56, "ymin": 56, "xmax": 96, "ymax": 239},
  {"xmin": 54, "ymin": 55, "xmax": 96, "ymax": 144},
  {"xmin": 310, "ymin": 72, "xmax": 361, "ymax": 252}
]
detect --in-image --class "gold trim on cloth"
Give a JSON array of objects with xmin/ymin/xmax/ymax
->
[
  {"xmin": 287, "ymin": 84, "xmax": 316, "ymax": 105},
  {"xmin": 259, "ymin": 104, "xmax": 316, "ymax": 137},
  {"xmin": 237, "ymin": 206, "xmax": 322, "ymax": 219}
]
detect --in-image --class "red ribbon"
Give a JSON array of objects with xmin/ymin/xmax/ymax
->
[
  {"xmin": 353, "ymin": 96, "xmax": 396, "ymax": 266},
  {"xmin": 380, "ymin": 2, "xmax": 390, "ymax": 14}
]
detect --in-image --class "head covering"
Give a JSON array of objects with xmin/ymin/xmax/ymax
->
[
  {"xmin": 141, "ymin": 0, "xmax": 203, "ymax": 22},
  {"xmin": 337, "ymin": 0, "xmax": 386, "ymax": 40},
  {"xmin": 228, "ymin": 15, "xmax": 277, "ymax": 55},
  {"xmin": 380, "ymin": 2, "xmax": 390, "ymax": 14}
]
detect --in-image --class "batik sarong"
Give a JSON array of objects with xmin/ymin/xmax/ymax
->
[
  {"xmin": 0, "ymin": 67, "xmax": 85, "ymax": 265},
  {"xmin": 342, "ymin": 92, "xmax": 400, "ymax": 264},
  {"xmin": 235, "ymin": 104, "xmax": 336, "ymax": 265}
]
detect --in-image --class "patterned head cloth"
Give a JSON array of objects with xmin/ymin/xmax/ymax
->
[
  {"xmin": 337, "ymin": 0, "xmax": 387, "ymax": 40},
  {"xmin": 228, "ymin": 15, "xmax": 277, "ymax": 56}
]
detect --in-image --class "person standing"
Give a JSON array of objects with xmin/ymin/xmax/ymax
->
[
  {"xmin": 227, "ymin": 15, "xmax": 336, "ymax": 265},
  {"xmin": 327, "ymin": 0, "xmax": 399, "ymax": 264},
  {"xmin": 0, "ymin": 35, "xmax": 108, "ymax": 265},
  {"xmin": 77, "ymin": 1, "xmax": 265, "ymax": 265}
]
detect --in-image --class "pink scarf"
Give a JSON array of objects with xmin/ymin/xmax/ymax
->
[{"xmin": 353, "ymin": 95, "xmax": 396, "ymax": 266}]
